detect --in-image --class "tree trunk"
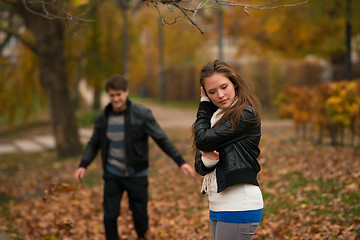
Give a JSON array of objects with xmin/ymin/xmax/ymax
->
[
  {"xmin": 93, "ymin": 87, "xmax": 101, "ymax": 110},
  {"xmin": 158, "ymin": 19, "xmax": 165, "ymax": 102},
  {"xmin": 317, "ymin": 125, "xmax": 323, "ymax": 145},
  {"xmin": 217, "ymin": 8, "xmax": 224, "ymax": 61},
  {"xmin": 16, "ymin": 5, "xmax": 82, "ymax": 158},
  {"xmin": 121, "ymin": 8, "xmax": 130, "ymax": 82},
  {"xmin": 345, "ymin": 0, "xmax": 352, "ymax": 81},
  {"xmin": 329, "ymin": 124, "xmax": 339, "ymax": 146},
  {"xmin": 119, "ymin": 0, "xmax": 130, "ymax": 82}
]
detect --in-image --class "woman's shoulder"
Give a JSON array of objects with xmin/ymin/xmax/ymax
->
[
  {"xmin": 242, "ymin": 106, "xmax": 259, "ymax": 119},
  {"xmin": 243, "ymin": 106, "xmax": 255, "ymax": 112}
]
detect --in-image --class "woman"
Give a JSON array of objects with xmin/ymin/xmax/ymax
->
[{"xmin": 194, "ymin": 60, "xmax": 263, "ymax": 240}]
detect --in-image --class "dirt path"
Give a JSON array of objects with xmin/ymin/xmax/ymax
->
[
  {"xmin": 0, "ymin": 101, "xmax": 293, "ymax": 155},
  {"xmin": 144, "ymin": 103, "xmax": 197, "ymax": 129}
]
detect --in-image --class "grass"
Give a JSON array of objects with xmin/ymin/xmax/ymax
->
[
  {"xmin": 1, "ymin": 118, "xmax": 359, "ymax": 239},
  {"xmin": 261, "ymin": 170, "xmax": 360, "ymax": 221}
]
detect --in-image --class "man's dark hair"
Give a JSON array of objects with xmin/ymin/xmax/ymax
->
[{"xmin": 105, "ymin": 75, "xmax": 129, "ymax": 92}]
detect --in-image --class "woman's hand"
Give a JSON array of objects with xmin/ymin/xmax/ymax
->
[{"xmin": 202, "ymin": 150, "xmax": 219, "ymax": 161}]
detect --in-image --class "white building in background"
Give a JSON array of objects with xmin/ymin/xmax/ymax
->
[{"xmin": 0, "ymin": 33, "xmax": 18, "ymax": 63}]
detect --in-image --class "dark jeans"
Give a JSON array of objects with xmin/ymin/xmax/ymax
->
[{"xmin": 103, "ymin": 172, "xmax": 149, "ymax": 240}]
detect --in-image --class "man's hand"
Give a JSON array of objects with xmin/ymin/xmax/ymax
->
[
  {"xmin": 180, "ymin": 163, "xmax": 196, "ymax": 179},
  {"xmin": 75, "ymin": 167, "xmax": 87, "ymax": 184}
]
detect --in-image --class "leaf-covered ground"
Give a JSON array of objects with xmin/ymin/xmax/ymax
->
[{"xmin": 0, "ymin": 121, "xmax": 359, "ymax": 240}]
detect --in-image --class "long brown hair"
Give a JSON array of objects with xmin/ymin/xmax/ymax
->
[{"xmin": 200, "ymin": 60, "xmax": 261, "ymax": 126}]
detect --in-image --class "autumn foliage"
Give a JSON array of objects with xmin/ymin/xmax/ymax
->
[
  {"xmin": 0, "ymin": 122, "xmax": 359, "ymax": 239},
  {"xmin": 275, "ymin": 80, "xmax": 360, "ymax": 146}
]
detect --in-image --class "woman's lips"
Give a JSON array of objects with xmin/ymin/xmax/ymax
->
[{"xmin": 219, "ymin": 99, "xmax": 228, "ymax": 104}]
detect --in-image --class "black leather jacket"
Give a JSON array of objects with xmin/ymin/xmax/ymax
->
[
  {"xmin": 79, "ymin": 100, "xmax": 185, "ymax": 175},
  {"xmin": 194, "ymin": 101, "xmax": 261, "ymax": 193}
]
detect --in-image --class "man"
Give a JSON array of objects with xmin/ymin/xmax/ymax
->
[{"xmin": 75, "ymin": 75, "xmax": 195, "ymax": 240}]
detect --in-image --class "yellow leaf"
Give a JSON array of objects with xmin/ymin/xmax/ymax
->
[
  {"xmin": 160, "ymin": 231, "xmax": 168, "ymax": 237},
  {"xmin": 345, "ymin": 183, "xmax": 358, "ymax": 191},
  {"xmin": 70, "ymin": 200, "xmax": 80, "ymax": 205},
  {"xmin": 74, "ymin": 0, "xmax": 88, "ymax": 6}
]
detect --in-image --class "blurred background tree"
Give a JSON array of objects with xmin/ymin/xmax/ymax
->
[
  {"xmin": 1, "ymin": 0, "xmax": 359, "ymax": 157},
  {"xmin": 0, "ymin": 1, "xmax": 83, "ymax": 157},
  {"xmin": 224, "ymin": 0, "xmax": 360, "ymax": 78}
]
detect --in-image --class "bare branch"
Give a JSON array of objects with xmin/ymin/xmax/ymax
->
[
  {"xmin": 151, "ymin": 0, "xmax": 184, "ymax": 26},
  {"xmin": 173, "ymin": 3, "xmax": 204, "ymax": 33},
  {"xmin": 0, "ymin": 24, "xmax": 37, "ymax": 54},
  {"xmin": 149, "ymin": 0, "xmax": 205, "ymax": 33},
  {"xmin": 151, "ymin": 0, "xmax": 165, "ymax": 24},
  {"xmin": 21, "ymin": 0, "xmax": 58, "ymax": 20},
  {"xmin": 193, "ymin": 0, "xmax": 210, "ymax": 19},
  {"xmin": 146, "ymin": 0, "xmax": 310, "ymax": 10},
  {"xmin": 21, "ymin": 0, "xmax": 94, "ymax": 23},
  {"xmin": 214, "ymin": 0, "xmax": 310, "ymax": 10},
  {"xmin": 41, "ymin": 0, "xmax": 50, "ymax": 17},
  {"xmin": 145, "ymin": 0, "xmax": 310, "ymax": 33}
]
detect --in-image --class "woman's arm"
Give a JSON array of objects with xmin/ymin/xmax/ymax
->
[
  {"xmin": 194, "ymin": 150, "xmax": 218, "ymax": 176},
  {"xmin": 195, "ymin": 106, "xmax": 257, "ymax": 152}
]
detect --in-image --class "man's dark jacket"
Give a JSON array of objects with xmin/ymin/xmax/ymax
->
[{"xmin": 79, "ymin": 99, "xmax": 185, "ymax": 175}]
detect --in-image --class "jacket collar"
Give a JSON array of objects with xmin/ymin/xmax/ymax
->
[{"xmin": 104, "ymin": 98, "xmax": 132, "ymax": 116}]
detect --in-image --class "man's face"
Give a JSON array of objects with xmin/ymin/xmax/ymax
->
[{"xmin": 107, "ymin": 88, "xmax": 129, "ymax": 112}]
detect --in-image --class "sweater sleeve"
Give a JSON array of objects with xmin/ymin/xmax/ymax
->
[
  {"xmin": 201, "ymin": 155, "xmax": 219, "ymax": 168},
  {"xmin": 194, "ymin": 150, "xmax": 217, "ymax": 176}
]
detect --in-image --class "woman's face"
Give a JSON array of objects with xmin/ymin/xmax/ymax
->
[{"xmin": 203, "ymin": 72, "xmax": 236, "ymax": 110}]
